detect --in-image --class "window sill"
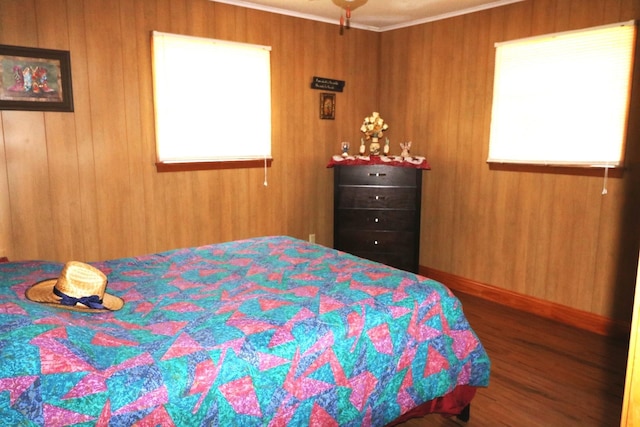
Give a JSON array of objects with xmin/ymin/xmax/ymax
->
[
  {"xmin": 487, "ymin": 162, "xmax": 624, "ymax": 178},
  {"xmin": 156, "ymin": 159, "xmax": 273, "ymax": 173}
]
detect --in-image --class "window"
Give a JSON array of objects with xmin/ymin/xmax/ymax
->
[
  {"xmin": 151, "ymin": 31, "xmax": 272, "ymax": 171},
  {"xmin": 488, "ymin": 21, "xmax": 636, "ymax": 168}
]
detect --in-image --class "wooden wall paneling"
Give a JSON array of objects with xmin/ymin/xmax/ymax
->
[
  {"xmin": 293, "ymin": 18, "xmax": 319, "ymax": 241},
  {"xmin": 317, "ymin": 22, "xmax": 342, "ymax": 246},
  {"xmin": 0, "ymin": 1, "xmax": 53, "ymax": 261},
  {"xmin": 299, "ymin": 20, "xmax": 319, "ymax": 241},
  {"xmin": 0, "ymin": 2, "xmax": 21, "ymax": 260},
  {"xmin": 397, "ymin": 26, "xmax": 423, "ymax": 144},
  {"xmin": 247, "ymin": 168, "xmax": 278, "ymax": 239},
  {"xmin": 442, "ymin": 16, "xmax": 469, "ymax": 275},
  {"xmin": 278, "ymin": 16, "xmax": 312, "ymax": 240},
  {"xmin": 523, "ymin": 173, "xmax": 555, "ymax": 301},
  {"xmin": 83, "ymin": 0, "xmax": 137, "ymax": 260},
  {"xmin": 42, "ymin": 113, "xmax": 86, "ymax": 261},
  {"xmin": 65, "ymin": 0, "xmax": 101, "ymax": 262},
  {"xmin": 623, "ymin": 0, "xmax": 640, "ymax": 17},
  {"xmin": 168, "ymin": 0, "xmax": 190, "ymax": 35},
  {"xmin": 381, "ymin": 30, "xmax": 410, "ymax": 139},
  {"xmin": 407, "ymin": 25, "xmax": 432, "ymax": 151},
  {"xmin": 345, "ymin": 30, "xmax": 381, "ymax": 134},
  {"xmin": 215, "ymin": 169, "xmax": 238, "ymax": 242},
  {"xmin": 212, "ymin": 2, "xmax": 239, "ymax": 40},
  {"xmin": 448, "ymin": 14, "xmax": 478, "ymax": 276},
  {"xmin": 4, "ymin": 111, "xmax": 56, "ymax": 260},
  {"xmin": 452, "ymin": 11, "xmax": 494, "ymax": 284},
  {"xmin": 189, "ymin": 171, "xmax": 216, "ymax": 244},
  {"xmin": 553, "ymin": 0, "xmax": 573, "ymax": 31},
  {"xmin": 531, "ymin": 0, "xmax": 558, "ymax": 33},
  {"xmin": 592, "ymin": 179, "xmax": 628, "ymax": 317},
  {"xmin": 417, "ymin": 19, "xmax": 461, "ymax": 271},
  {"xmin": 232, "ymin": 169, "xmax": 253, "ymax": 240},
  {"xmin": 470, "ymin": 6, "xmax": 506, "ymax": 286},
  {"xmin": 185, "ymin": 0, "xmax": 211, "ymax": 39},
  {"xmin": 263, "ymin": 13, "xmax": 285, "ymax": 239},
  {"xmin": 568, "ymin": 0, "xmax": 608, "ymax": 28},
  {"xmin": 0, "ymin": 115, "xmax": 13, "ymax": 259},
  {"xmin": 34, "ymin": 1, "xmax": 86, "ymax": 261},
  {"xmin": 545, "ymin": 176, "xmax": 601, "ymax": 310},
  {"xmin": 302, "ymin": 21, "xmax": 325, "ymax": 243},
  {"xmin": 464, "ymin": 8, "xmax": 495, "ymax": 287},
  {"xmin": 117, "ymin": 0, "xmax": 152, "ymax": 258}
]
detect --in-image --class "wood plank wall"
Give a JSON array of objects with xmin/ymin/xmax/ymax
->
[
  {"xmin": 1, "ymin": 0, "xmax": 639, "ymax": 323},
  {"xmin": 0, "ymin": 0, "xmax": 379, "ymax": 261},
  {"xmin": 379, "ymin": 0, "xmax": 640, "ymax": 321}
]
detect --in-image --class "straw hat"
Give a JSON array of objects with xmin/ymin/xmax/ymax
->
[{"xmin": 25, "ymin": 261, "xmax": 124, "ymax": 312}]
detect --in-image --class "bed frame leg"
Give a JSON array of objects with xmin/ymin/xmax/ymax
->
[{"xmin": 456, "ymin": 404, "xmax": 471, "ymax": 422}]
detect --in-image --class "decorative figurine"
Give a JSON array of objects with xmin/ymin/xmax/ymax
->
[
  {"xmin": 359, "ymin": 138, "xmax": 366, "ymax": 155},
  {"xmin": 400, "ymin": 141, "xmax": 412, "ymax": 157},
  {"xmin": 383, "ymin": 137, "xmax": 390, "ymax": 155},
  {"xmin": 360, "ymin": 112, "xmax": 389, "ymax": 156}
]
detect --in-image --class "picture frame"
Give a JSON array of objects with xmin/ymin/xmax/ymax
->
[
  {"xmin": 319, "ymin": 92, "xmax": 335, "ymax": 120},
  {"xmin": 0, "ymin": 44, "xmax": 74, "ymax": 112}
]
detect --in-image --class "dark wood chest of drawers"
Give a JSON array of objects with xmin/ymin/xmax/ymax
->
[{"xmin": 333, "ymin": 164, "xmax": 423, "ymax": 273}]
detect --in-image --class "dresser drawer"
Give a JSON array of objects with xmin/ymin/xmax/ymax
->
[
  {"xmin": 336, "ymin": 230, "xmax": 416, "ymax": 253},
  {"xmin": 336, "ymin": 187, "xmax": 416, "ymax": 209},
  {"xmin": 336, "ymin": 209, "xmax": 417, "ymax": 232},
  {"xmin": 336, "ymin": 165, "xmax": 419, "ymax": 187}
]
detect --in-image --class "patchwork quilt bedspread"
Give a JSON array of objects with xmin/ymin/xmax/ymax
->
[{"xmin": 0, "ymin": 236, "xmax": 490, "ymax": 426}]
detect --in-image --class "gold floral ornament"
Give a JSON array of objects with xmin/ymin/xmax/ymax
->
[{"xmin": 360, "ymin": 112, "xmax": 389, "ymax": 155}]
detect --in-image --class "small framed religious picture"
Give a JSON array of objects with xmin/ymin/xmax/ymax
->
[{"xmin": 319, "ymin": 92, "xmax": 335, "ymax": 120}]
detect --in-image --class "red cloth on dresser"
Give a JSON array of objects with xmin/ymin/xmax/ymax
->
[{"xmin": 327, "ymin": 155, "xmax": 431, "ymax": 169}]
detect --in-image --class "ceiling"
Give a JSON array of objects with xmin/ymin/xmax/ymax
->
[{"xmin": 212, "ymin": 0, "xmax": 525, "ymax": 32}]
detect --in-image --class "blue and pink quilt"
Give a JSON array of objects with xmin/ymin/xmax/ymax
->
[{"xmin": 0, "ymin": 236, "xmax": 490, "ymax": 426}]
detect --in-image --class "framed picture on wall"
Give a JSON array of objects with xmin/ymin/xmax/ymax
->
[
  {"xmin": 320, "ymin": 92, "xmax": 335, "ymax": 120},
  {"xmin": 0, "ymin": 44, "xmax": 74, "ymax": 112}
]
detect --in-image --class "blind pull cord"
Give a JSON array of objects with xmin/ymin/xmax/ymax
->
[
  {"xmin": 264, "ymin": 157, "xmax": 268, "ymax": 187},
  {"xmin": 602, "ymin": 164, "xmax": 609, "ymax": 195}
]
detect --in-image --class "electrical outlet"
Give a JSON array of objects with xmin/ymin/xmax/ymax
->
[{"xmin": 309, "ymin": 234, "xmax": 316, "ymax": 243}]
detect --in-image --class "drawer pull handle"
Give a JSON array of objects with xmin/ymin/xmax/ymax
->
[
  {"xmin": 373, "ymin": 195, "xmax": 386, "ymax": 201},
  {"xmin": 368, "ymin": 173, "xmax": 387, "ymax": 177},
  {"xmin": 374, "ymin": 240, "xmax": 379, "ymax": 245},
  {"xmin": 374, "ymin": 217, "xmax": 379, "ymax": 223}
]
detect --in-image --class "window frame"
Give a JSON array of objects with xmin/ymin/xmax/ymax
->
[
  {"xmin": 151, "ymin": 31, "xmax": 273, "ymax": 172},
  {"xmin": 487, "ymin": 20, "xmax": 637, "ymax": 172}
]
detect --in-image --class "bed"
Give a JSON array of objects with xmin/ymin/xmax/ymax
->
[{"xmin": 0, "ymin": 236, "xmax": 490, "ymax": 426}]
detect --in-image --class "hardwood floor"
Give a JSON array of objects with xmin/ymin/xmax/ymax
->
[{"xmin": 396, "ymin": 292, "xmax": 630, "ymax": 427}]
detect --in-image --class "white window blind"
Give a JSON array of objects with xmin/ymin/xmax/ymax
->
[
  {"xmin": 488, "ymin": 21, "xmax": 636, "ymax": 168},
  {"xmin": 152, "ymin": 31, "xmax": 272, "ymax": 163}
]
